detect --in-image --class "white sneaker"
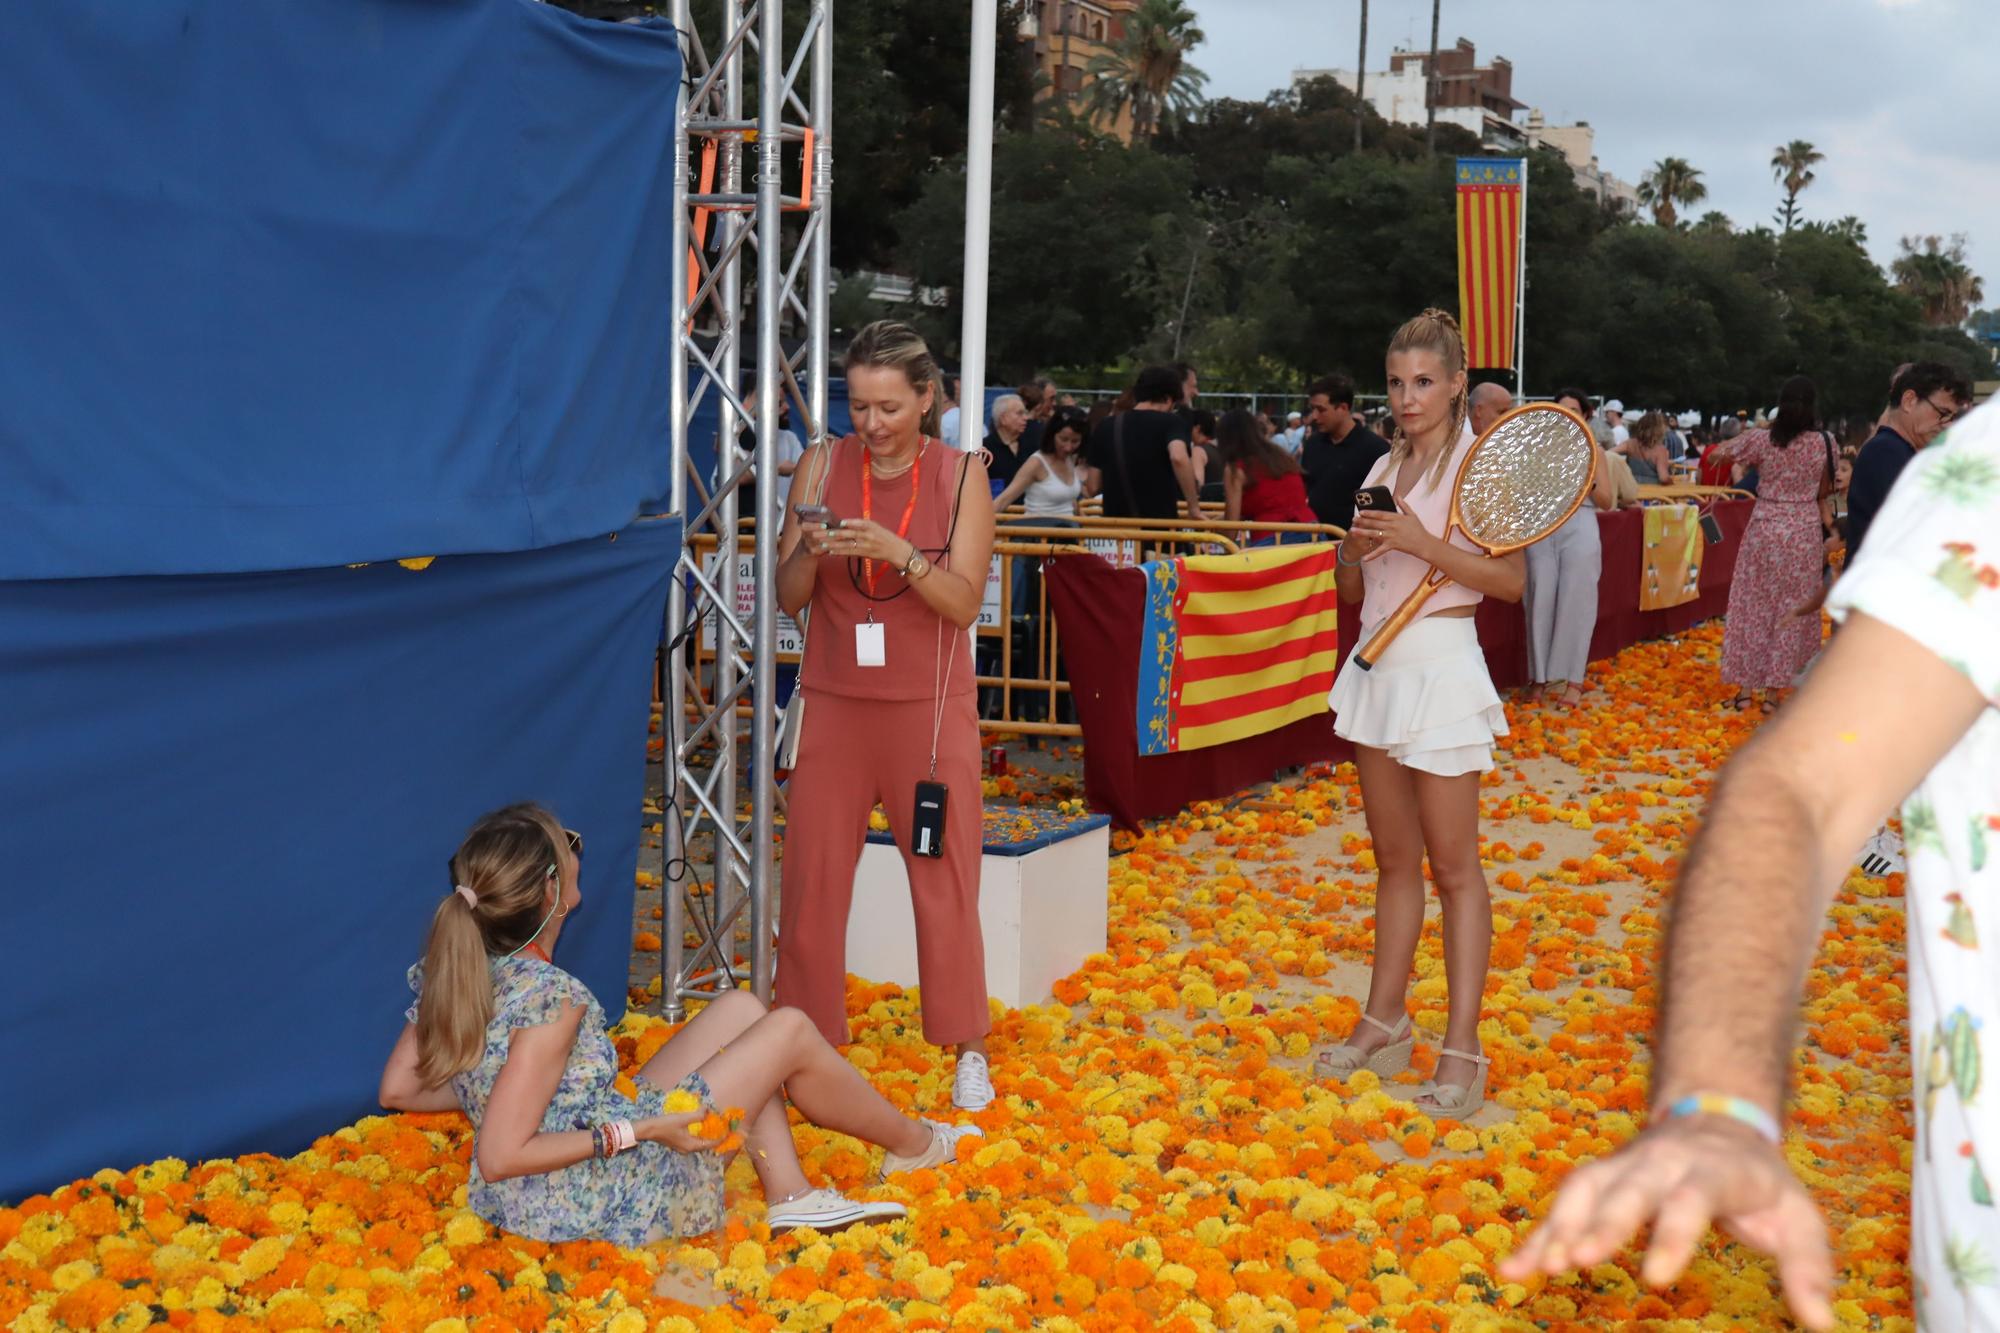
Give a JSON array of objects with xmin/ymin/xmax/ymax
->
[
  {"xmin": 952, "ymin": 1051, "xmax": 994, "ymax": 1112},
  {"xmin": 765, "ymin": 1188, "xmax": 906, "ymax": 1234},
  {"xmin": 880, "ymin": 1120, "xmax": 984, "ymax": 1180}
]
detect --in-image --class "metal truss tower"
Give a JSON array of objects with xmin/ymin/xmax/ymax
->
[{"xmin": 663, "ymin": 0, "xmax": 831, "ymax": 1018}]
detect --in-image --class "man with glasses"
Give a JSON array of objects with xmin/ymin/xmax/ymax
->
[{"xmin": 1845, "ymin": 361, "xmax": 1974, "ymax": 560}]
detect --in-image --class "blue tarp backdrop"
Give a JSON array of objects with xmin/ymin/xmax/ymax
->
[
  {"xmin": 0, "ymin": 0, "xmax": 688, "ymax": 1202},
  {"xmin": 0, "ymin": 0, "xmax": 681, "ymax": 581},
  {"xmin": 0, "ymin": 520, "xmax": 678, "ymax": 1202}
]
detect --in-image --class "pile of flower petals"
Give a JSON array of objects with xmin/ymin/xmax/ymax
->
[{"xmin": 0, "ymin": 625, "xmax": 1914, "ymax": 1331}]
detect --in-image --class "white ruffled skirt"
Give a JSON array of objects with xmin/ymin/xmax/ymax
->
[{"xmin": 1328, "ymin": 614, "xmax": 1507, "ymax": 776}]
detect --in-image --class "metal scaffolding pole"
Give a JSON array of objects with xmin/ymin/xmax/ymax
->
[{"xmin": 663, "ymin": 0, "xmax": 833, "ymax": 1018}]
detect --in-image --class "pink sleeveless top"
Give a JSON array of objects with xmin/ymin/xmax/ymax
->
[
  {"xmin": 1355, "ymin": 425, "xmax": 1485, "ymax": 629},
  {"xmin": 800, "ymin": 435, "xmax": 977, "ymax": 701}
]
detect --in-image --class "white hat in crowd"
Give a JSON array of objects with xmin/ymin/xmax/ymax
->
[
  {"xmin": 1287, "ymin": 411, "xmax": 1302, "ymax": 421},
  {"xmin": 1603, "ymin": 399, "xmax": 1625, "ymax": 415}
]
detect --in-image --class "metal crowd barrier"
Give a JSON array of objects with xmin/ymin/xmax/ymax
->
[{"xmin": 661, "ymin": 514, "xmax": 1345, "ymax": 741}]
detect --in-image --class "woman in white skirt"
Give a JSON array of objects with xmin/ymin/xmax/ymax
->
[{"xmin": 1317, "ymin": 308, "xmax": 1526, "ymax": 1118}]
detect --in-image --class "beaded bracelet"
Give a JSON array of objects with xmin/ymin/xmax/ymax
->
[
  {"xmin": 1336, "ymin": 542, "xmax": 1364, "ymax": 568},
  {"xmin": 591, "ymin": 1125, "xmax": 607, "ymax": 1160},
  {"xmin": 1658, "ymin": 1092, "xmax": 1781, "ymax": 1146}
]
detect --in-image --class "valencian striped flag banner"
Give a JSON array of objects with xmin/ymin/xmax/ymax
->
[
  {"xmin": 1135, "ymin": 543, "xmax": 1342, "ymax": 755},
  {"xmin": 1455, "ymin": 157, "xmax": 1525, "ymax": 371}
]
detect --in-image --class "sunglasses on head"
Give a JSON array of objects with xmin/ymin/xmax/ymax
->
[
  {"xmin": 550, "ymin": 827, "xmax": 583, "ymax": 877},
  {"xmin": 448, "ymin": 826, "xmax": 584, "ymax": 889}
]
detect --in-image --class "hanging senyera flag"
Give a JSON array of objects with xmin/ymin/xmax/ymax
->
[
  {"xmin": 1135, "ymin": 543, "xmax": 1344, "ymax": 756},
  {"xmin": 1455, "ymin": 157, "xmax": 1525, "ymax": 371}
]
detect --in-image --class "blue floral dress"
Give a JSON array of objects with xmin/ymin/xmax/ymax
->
[{"xmin": 405, "ymin": 955, "xmax": 727, "ymax": 1246}]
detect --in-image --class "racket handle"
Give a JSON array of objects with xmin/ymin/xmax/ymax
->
[{"xmin": 1354, "ymin": 579, "xmax": 1445, "ymax": 671}]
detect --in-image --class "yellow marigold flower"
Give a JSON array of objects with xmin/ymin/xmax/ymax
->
[
  {"xmin": 663, "ymin": 1088, "xmax": 703, "ymax": 1115},
  {"xmin": 603, "ymin": 1311, "xmax": 649, "ymax": 1333},
  {"xmin": 237, "ymin": 1236, "xmax": 288, "ymax": 1280},
  {"xmin": 412, "ymin": 1244, "xmax": 453, "ymax": 1273},
  {"xmin": 51, "ymin": 1258, "xmax": 96, "ymax": 1292},
  {"xmin": 911, "ymin": 1264, "xmax": 955, "ymax": 1302},
  {"xmin": 189, "ymin": 1276, "xmax": 228, "ymax": 1310},
  {"xmin": 441, "ymin": 1212, "xmax": 485, "ymax": 1247},
  {"xmin": 266, "ymin": 1200, "xmax": 308, "ymax": 1230},
  {"xmin": 1442, "ymin": 1127, "xmax": 1480, "ymax": 1153},
  {"xmin": 1156, "ymin": 1262, "xmax": 1198, "ymax": 1288},
  {"xmin": 421, "ymin": 1320, "xmax": 471, "ymax": 1333}
]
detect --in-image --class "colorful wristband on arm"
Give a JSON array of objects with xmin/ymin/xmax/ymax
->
[{"xmin": 1657, "ymin": 1092, "xmax": 1781, "ymax": 1146}]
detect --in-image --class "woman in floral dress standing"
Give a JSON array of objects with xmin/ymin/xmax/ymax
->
[{"xmin": 1718, "ymin": 376, "xmax": 1831, "ymax": 712}]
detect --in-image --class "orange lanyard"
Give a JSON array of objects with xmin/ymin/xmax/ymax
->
[{"xmin": 860, "ymin": 443, "xmax": 922, "ymax": 594}]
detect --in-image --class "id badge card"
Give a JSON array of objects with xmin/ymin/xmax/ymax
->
[{"xmin": 855, "ymin": 619, "xmax": 886, "ymax": 667}]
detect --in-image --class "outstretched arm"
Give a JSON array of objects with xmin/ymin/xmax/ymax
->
[{"xmin": 1504, "ymin": 611, "xmax": 1986, "ymax": 1328}]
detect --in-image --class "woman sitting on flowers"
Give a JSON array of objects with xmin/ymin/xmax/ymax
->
[{"xmin": 379, "ymin": 803, "xmax": 977, "ymax": 1241}]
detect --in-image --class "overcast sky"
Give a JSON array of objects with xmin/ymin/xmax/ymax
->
[{"xmin": 1185, "ymin": 0, "xmax": 1999, "ymax": 293}]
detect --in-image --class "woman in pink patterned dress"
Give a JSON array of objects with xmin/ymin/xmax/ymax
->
[{"xmin": 1717, "ymin": 375, "xmax": 1831, "ymax": 711}]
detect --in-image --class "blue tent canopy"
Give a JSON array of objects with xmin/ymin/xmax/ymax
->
[{"xmin": 1, "ymin": 1, "xmax": 685, "ymax": 1202}]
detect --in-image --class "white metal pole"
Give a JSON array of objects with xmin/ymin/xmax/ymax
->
[
  {"xmin": 1515, "ymin": 159, "xmax": 1528, "ymax": 400},
  {"xmin": 959, "ymin": 0, "xmax": 998, "ymax": 450}
]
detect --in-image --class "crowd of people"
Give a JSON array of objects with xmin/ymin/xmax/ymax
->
[{"xmin": 382, "ymin": 313, "xmax": 1994, "ymax": 1324}]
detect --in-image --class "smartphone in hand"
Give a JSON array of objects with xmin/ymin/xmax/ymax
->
[
  {"xmin": 1353, "ymin": 485, "xmax": 1397, "ymax": 515},
  {"xmin": 794, "ymin": 504, "xmax": 838, "ymax": 526}
]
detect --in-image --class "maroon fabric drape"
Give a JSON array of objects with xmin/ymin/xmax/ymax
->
[
  {"xmin": 1048, "ymin": 500, "xmax": 1754, "ymax": 827},
  {"xmin": 1043, "ymin": 556, "xmax": 1350, "ymax": 830}
]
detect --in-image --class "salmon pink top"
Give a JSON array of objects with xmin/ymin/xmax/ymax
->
[
  {"xmin": 799, "ymin": 435, "xmax": 977, "ymax": 700},
  {"xmin": 1354, "ymin": 425, "xmax": 1485, "ymax": 630}
]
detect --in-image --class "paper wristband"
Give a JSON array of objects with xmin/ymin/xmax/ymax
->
[{"xmin": 1659, "ymin": 1093, "xmax": 1780, "ymax": 1145}]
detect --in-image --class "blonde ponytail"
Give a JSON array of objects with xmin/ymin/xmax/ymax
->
[
  {"xmin": 414, "ymin": 895, "xmax": 493, "ymax": 1085},
  {"xmin": 412, "ymin": 803, "xmax": 569, "ymax": 1086},
  {"xmin": 1385, "ymin": 306, "xmax": 1472, "ymax": 490}
]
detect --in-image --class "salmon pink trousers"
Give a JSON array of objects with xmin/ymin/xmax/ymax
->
[{"xmin": 775, "ymin": 688, "xmax": 991, "ymax": 1047}]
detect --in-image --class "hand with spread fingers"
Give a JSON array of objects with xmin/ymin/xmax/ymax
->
[
  {"xmin": 1499, "ymin": 1116, "xmax": 1836, "ymax": 1331},
  {"xmin": 1348, "ymin": 506, "xmax": 1437, "ymax": 562}
]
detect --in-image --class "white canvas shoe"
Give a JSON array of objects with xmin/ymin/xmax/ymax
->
[
  {"xmin": 880, "ymin": 1120, "xmax": 983, "ymax": 1181},
  {"xmin": 765, "ymin": 1188, "xmax": 906, "ymax": 1235},
  {"xmin": 952, "ymin": 1051, "xmax": 994, "ymax": 1111}
]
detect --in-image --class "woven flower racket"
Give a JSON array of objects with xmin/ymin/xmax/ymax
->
[{"xmin": 1354, "ymin": 403, "xmax": 1597, "ymax": 671}]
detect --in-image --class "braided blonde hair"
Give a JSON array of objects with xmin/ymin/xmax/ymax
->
[{"xmin": 1384, "ymin": 307, "xmax": 1471, "ymax": 491}]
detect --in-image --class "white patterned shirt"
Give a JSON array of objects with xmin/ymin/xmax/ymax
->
[{"xmin": 1827, "ymin": 397, "xmax": 2000, "ymax": 1327}]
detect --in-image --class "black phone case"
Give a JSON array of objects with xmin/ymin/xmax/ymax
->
[
  {"xmin": 1699, "ymin": 512, "xmax": 1724, "ymax": 545},
  {"xmin": 1354, "ymin": 485, "xmax": 1397, "ymax": 514},
  {"xmin": 912, "ymin": 781, "xmax": 948, "ymax": 858}
]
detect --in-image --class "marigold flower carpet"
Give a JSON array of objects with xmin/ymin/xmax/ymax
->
[{"xmin": 2, "ymin": 625, "xmax": 1911, "ymax": 1332}]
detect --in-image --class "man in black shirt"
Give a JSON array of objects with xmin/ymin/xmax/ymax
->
[
  {"xmin": 1846, "ymin": 361, "xmax": 1973, "ymax": 560},
  {"xmin": 1299, "ymin": 374, "xmax": 1390, "ymax": 530},
  {"xmin": 1086, "ymin": 365, "xmax": 1205, "ymax": 522}
]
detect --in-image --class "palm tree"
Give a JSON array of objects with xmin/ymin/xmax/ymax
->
[
  {"xmin": 1081, "ymin": 0, "xmax": 1208, "ymax": 141},
  {"xmin": 1770, "ymin": 139, "xmax": 1824, "ymax": 233},
  {"xmin": 1894, "ymin": 233, "xmax": 1988, "ymax": 328},
  {"xmin": 1636, "ymin": 158, "xmax": 1707, "ymax": 229}
]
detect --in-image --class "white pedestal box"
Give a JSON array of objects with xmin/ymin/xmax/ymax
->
[{"xmin": 842, "ymin": 816, "xmax": 1110, "ymax": 1009}]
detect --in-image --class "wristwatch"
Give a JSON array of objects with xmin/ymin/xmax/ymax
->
[{"xmin": 902, "ymin": 546, "xmax": 931, "ymax": 580}]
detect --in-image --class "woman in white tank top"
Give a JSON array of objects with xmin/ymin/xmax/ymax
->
[{"xmin": 993, "ymin": 407, "xmax": 1089, "ymax": 519}]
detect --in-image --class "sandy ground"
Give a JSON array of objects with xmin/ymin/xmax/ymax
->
[{"xmin": 627, "ymin": 704, "xmax": 1691, "ymax": 1161}]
